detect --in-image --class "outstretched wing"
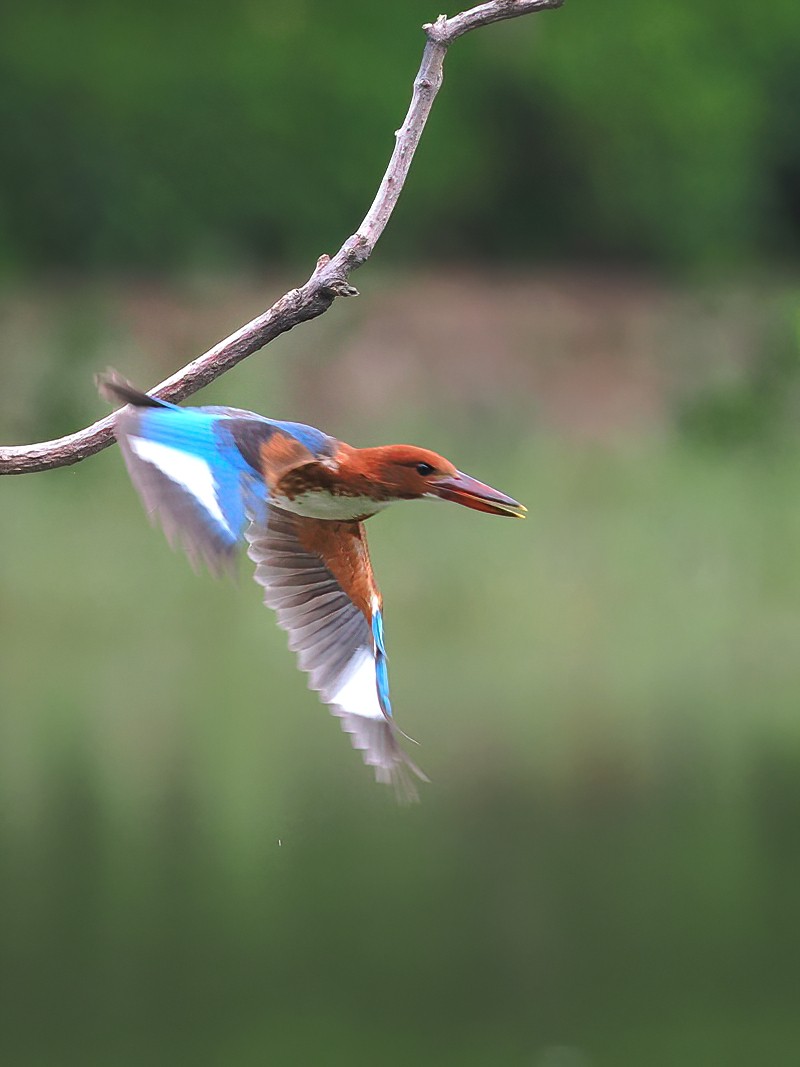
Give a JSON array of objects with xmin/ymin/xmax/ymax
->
[
  {"xmin": 245, "ymin": 508, "xmax": 428, "ymax": 799},
  {"xmin": 106, "ymin": 377, "xmax": 329, "ymax": 575},
  {"xmin": 113, "ymin": 405, "xmax": 267, "ymax": 574}
]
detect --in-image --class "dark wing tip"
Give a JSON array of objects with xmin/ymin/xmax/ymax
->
[
  {"xmin": 97, "ymin": 368, "xmax": 164, "ymax": 409},
  {"xmin": 333, "ymin": 710, "xmax": 429, "ymax": 804}
]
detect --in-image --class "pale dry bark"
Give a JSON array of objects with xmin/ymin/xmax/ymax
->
[{"xmin": 0, "ymin": 0, "xmax": 562, "ymax": 476}]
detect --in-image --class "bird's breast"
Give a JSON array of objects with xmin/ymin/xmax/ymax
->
[{"xmin": 271, "ymin": 488, "xmax": 389, "ymax": 521}]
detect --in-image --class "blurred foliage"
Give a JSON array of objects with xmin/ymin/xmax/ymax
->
[
  {"xmin": 678, "ymin": 296, "xmax": 800, "ymax": 447},
  {"xmin": 3, "ymin": 0, "xmax": 800, "ymax": 1057},
  {"xmin": 0, "ymin": 0, "xmax": 799, "ymax": 273},
  {"xmin": 4, "ymin": 428, "xmax": 800, "ymax": 1063}
]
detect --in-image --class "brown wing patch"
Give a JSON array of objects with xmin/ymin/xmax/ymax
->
[{"xmin": 258, "ymin": 433, "xmax": 319, "ymax": 492}]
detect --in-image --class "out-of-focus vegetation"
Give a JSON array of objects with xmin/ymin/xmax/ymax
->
[
  {"xmin": 5, "ymin": 408, "xmax": 800, "ymax": 1065},
  {"xmin": 0, "ymin": 0, "xmax": 799, "ymax": 272},
  {"xmin": 4, "ymin": 1, "xmax": 800, "ymax": 1063},
  {"xmin": 4, "ymin": 278, "xmax": 800, "ymax": 1064}
]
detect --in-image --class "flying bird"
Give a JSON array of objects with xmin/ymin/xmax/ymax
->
[{"xmin": 99, "ymin": 373, "xmax": 525, "ymax": 799}]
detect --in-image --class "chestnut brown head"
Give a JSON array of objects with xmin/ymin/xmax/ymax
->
[{"xmin": 356, "ymin": 445, "xmax": 526, "ymax": 517}]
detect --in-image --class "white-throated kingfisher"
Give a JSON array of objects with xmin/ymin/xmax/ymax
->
[{"xmin": 99, "ymin": 373, "xmax": 525, "ymax": 800}]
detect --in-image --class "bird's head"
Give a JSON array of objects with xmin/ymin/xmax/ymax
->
[{"xmin": 354, "ymin": 445, "xmax": 526, "ymax": 518}]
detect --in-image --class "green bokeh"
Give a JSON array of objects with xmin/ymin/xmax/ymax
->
[
  {"xmin": 3, "ymin": 281, "xmax": 800, "ymax": 1060},
  {"xmin": 0, "ymin": 0, "xmax": 799, "ymax": 272},
  {"xmin": 3, "ymin": 2, "xmax": 800, "ymax": 1061}
]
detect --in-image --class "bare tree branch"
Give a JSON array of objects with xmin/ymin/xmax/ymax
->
[{"xmin": 0, "ymin": 0, "xmax": 562, "ymax": 476}]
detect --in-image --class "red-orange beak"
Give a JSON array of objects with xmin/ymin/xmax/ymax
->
[{"xmin": 428, "ymin": 471, "xmax": 526, "ymax": 518}]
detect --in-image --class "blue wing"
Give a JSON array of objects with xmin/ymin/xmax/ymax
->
[
  {"xmin": 200, "ymin": 406, "xmax": 334, "ymax": 457},
  {"xmin": 114, "ymin": 404, "xmax": 266, "ymax": 573},
  {"xmin": 104, "ymin": 376, "xmax": 336, "ymax": 574}
]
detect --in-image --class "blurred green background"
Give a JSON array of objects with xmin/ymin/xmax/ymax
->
[{"xmin": 3, "ymin": 1, "xmax": 800, "ymax": 1064}]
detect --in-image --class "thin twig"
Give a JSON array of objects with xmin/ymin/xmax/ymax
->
[{"xmin": 0, "ymin": 0, "xmax": 562, "ymax": 476}]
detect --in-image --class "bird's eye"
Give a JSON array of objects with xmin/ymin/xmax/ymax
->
[{"xmin": 416, "ymin": 462, "xmax": 435, "ymax": 476}]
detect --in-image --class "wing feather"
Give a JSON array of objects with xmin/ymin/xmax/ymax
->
[
  {"xmin": 108, "ymin": 387, "xmax": 332, "ymax": 576},
  {"xmin": 246, "ymin": 508, "xmax": 427, "ymax": 798},
  {"xmin": 112, "ymin": 406, "xmax": 272, "ymax": 575}
]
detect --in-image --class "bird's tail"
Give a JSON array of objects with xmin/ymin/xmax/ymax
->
[{"xmin": 96, "ymin": 369, "xmax": 174, "ymax": 410}]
